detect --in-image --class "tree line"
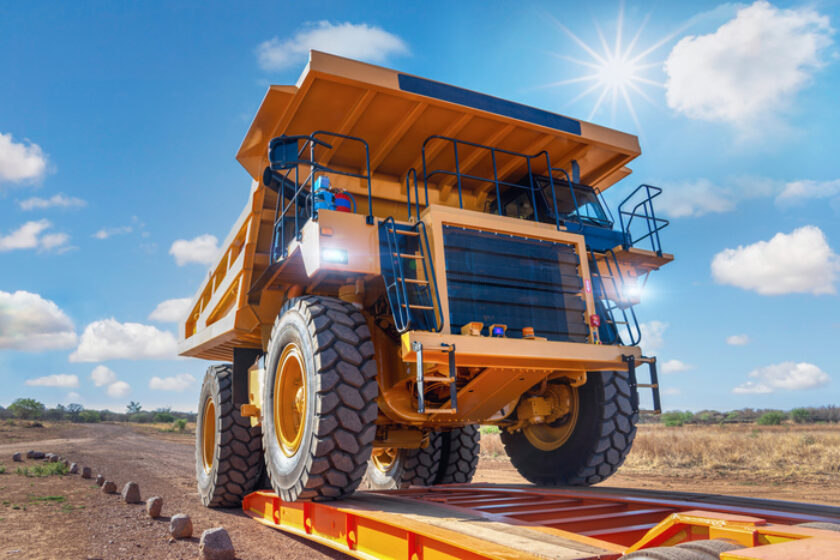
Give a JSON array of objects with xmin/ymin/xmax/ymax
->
[
  {"xmin": 640, "ymin": 406, "xmax": 840, "ymax": 427},
  {"xmin": 0, "ymin": 398, "xmax": 196, "ymax": 425}
]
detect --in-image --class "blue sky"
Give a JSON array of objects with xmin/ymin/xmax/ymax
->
[{"xmin": 1, "ymin": 0, "xmax": 838, "ymax": 413}]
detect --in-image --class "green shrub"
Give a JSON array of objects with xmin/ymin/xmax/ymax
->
[
  {"xmin": 480, "ymin": 425, "xmax": 500, "ymax": 435},
  {"xmin": 791, "ymin": 408, "xmax": 810, "ymax": 424},
  {"xmin": 8, "ymin": 398, "xmax": 45, "ymax": 420},
  {"xmin": 173, "ymin": 418, "xmax": 188, "ymax": 432},
  {"xmin": 154, "ymin": 411, "xmax": 175, "ymax": 423},
  {"xmin": 0, "ymin": 464, "xmax": 6, "ymax": 474},
  {"xmin": 662, "ymin": 411, "xmax": 693, "ymax": 427},
  {"xmin": 757, "ymin": 411, "xmax": 786, "ymax": 426},
  {"xmin": 78, "ymin": 410, "xmax": 101, "ymax": 423}
]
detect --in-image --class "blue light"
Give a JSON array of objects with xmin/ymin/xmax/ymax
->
[{"xmin": 492, "ymin": 326, "xmax": 505, "ymax": 337}]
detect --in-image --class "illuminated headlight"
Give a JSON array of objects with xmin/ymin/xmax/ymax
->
[{"xmin": 322, "ymin": 248, "xmax": 348, "ymax": 264}]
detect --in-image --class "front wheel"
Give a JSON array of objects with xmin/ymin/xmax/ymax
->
[
  {"xmin": 501, "ymin": 372, "xmax": 637, "ymax": 486},
  {"xmin": 261, "ymin": 296, "xmax": 378, "ymax": 501}
]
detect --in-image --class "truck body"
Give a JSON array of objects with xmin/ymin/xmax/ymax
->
[{"xmin": 185, "ymin": 51, "xmax": 673, "ymax": 506}]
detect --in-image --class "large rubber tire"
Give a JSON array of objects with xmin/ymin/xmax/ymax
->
[
  {"xmin": 365, "ymin": 426, "xmax": 479, "ymax": 489},
  {"xmin": 262, "ymin": 296, "xmax": 378, "ymax": 501},
  {"xmin": 196, "ymin": 364, "xmax": 263, "ymax": 507},
  {"xmin": 501, "ymin": 372, "xmax": 637, "ymax": 486},
  {"xmin": 797, "ymin": 522, "xmax": 840, "ymax": 532},
  {"xmin": 676, "ymin": 539, "xmax": 739, "ymax": 557},
  {"xmin": 434, "ymin": 425, "xmax": 480, "ymax": 484}
]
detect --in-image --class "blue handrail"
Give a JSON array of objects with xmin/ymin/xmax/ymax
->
[
  {"xmin": 618, "ymin": 184, "xmax": 669, "ymax": 256},
  {"xmin": 265, "ymin": 131, "xmax": 374, "ymax": 263}
]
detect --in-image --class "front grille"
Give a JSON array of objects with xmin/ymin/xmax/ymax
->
[{"xmin": 441, "ymin": 225, "xmax": 588, "ymax": 342}]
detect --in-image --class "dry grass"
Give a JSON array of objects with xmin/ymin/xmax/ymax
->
[
  {"xmin": 623, "ymin": 423, "xmax": 840, "ymax": 482},
  {"xmin": 480, "ymin": 423, "xmax": 840, "ymax": 483}
]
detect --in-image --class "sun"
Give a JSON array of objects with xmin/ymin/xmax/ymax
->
[{"xmin": 543, "ymin": 2, "xmax": 681, "ymax": 131}]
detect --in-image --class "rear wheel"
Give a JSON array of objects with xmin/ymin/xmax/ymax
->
[
  {"xmin": 196, "ymin": 364, "xmax": 263, "ymax": 507},
  {"xmin": 262, "ymin": 296, "xmax": 378, "ymax": 501},
  {"xmin": 622, "ymin": 540, "xmax": 739, "ymax": 559},
  {"xmin": 501, "ymin": 372, "xmax": 637, "ymax": 486},
  {"xmin": 365, "ymin": 426, "xmax": 479, "ymax": 489}
]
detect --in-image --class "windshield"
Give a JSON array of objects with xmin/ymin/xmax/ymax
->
[{"xmin": 536, "ymin": 177, "xmax": 611, "ymax": 226}]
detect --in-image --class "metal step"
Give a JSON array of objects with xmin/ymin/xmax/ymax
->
[{"xmin": 394, "ymin": 252, "xmax": 423, "ymax": 259}]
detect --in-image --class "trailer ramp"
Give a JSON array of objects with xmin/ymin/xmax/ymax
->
[{"xmin": 243, "ymin": 485, "xmax": 840, "ymax": 560}]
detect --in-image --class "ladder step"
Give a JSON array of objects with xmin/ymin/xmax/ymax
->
[
  {"xmin": 427, "ymin": 408, "xmax": 457, "ymax": 415},
  {"xmin": 394, "ymin": 253, "xmax": 423, "ymax": 259},
  {"xmin": 637, "ymin": 383, "xmax": 658, "ymax": 389},
  {"xmin": 423, "ymin": 376, "xmax": 454, "ymax": 384},
  {"xmin": 402, "ymin": 304, "xmax": 434, "ymax": 310},
  {"xmin": 403, "ymin": 278, "xmax": 429, "ymax": 285},
  {"xmin": 394, "ymin": 230, "xmax": 419, "ymax": 236}
]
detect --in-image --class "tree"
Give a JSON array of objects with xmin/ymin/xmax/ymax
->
[
  {"xmin": 8, "ymin": 398, "xmax": 45, "ymax": 419},
  {"xmin": 154, "ymin": 410, "xmax": 175, "ymax": 423},
  {"xmin": 66, "ymin": 403, "xmax": 83, "ymax": 421},
  {"xmin": 126, "ymin": 401, "xmax": 142, "ymax": 414},
  {"xmin": 78, "ymin": 410, "xmax": 101, "ymax": 423}
]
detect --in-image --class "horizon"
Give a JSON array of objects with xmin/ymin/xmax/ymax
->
[{"xmin": 1, "ymin": 0, "xmax": 838, "ymax": 413}]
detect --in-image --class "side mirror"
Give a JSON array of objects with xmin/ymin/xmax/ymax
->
[{"xmin": 268, "ymin": 137, "xmax": 300, "ymax": 170}]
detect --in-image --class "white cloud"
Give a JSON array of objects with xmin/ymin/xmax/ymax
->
[
  {"xmin": 256, "ymin": 21, "xmax": 409, "ymax": 71},
  {"xmin": 656, "ymin": 179, "xmax": 734, "ymax": 218},
  {"xmin": 733, "ymin": 361, "xmax": 830, "ymax": 394},
  {"xmin": 664, "ymin": 1, "xmax": 833, "ymax": 127},
  {"xmin": 661, "ymin": 360, "xmax": 694, "ymax": 374},
  {"xmin": 0, "ymin": 132, "xmax": 47, "ymax": 184},
  {"xmin": 65, "ymin": 391, "xmax": 82, "ymax": 403},
  {"xmin": 18, "ymin": 193, "xmax": 86, "ymax": 211},
  {"xmin": 149, "ymin": 373, "xmax": 196, "ymax": 392},
  {"xmin": 25, "ymin": 374, "xmax": 79, "ymax": 388},
  {"xmin": 90, "ymin": 365, "xmax": 117, "ymax": 387},
  {"xmin": 107, "ymin": 380, "xmax": 131, "ymax": 398},
  {"xmin": 0, "ymin": 220, "xmax": 70, "ymax": 253},
  {"xmin": 69, "ymin": 318, "xmax": 178, "ymax": 362},
  {"xmin": 93, "ymin": 225, "xmax": 132, "ymax": 240},
  {"xmin": 639, "ymin": 321, "xmax": 667, "ymax": 354},
  {"xmin": 726, "ymin": 334, "xmax": 750, "ymax": 346},
  {"xmin": 777, "ymin": 179, "xmax": 840, "ymax": 205},
  {"xmin": 711, "ymin": 226, "xmax": 839, "ymax": 295},
  {"xmin": 0, "ymin": 290, "xmax": 77, "ymax": 351},
  {"xmin": 149, "ymin": 298, "xmax": 192, "ymax": 323},
  {"xmin": 169, "ymin": 234, "xmax": 219, "ymax": 266}
]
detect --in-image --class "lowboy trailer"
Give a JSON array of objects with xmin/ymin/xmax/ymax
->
[{"xmin": 243, "ymin": 485, "xmax": 840, "ymax": 560}]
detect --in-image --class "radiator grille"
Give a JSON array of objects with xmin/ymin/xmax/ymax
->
[{"xmin": 442, "ymin": 226, "xmax": 588, "ymax": 342}]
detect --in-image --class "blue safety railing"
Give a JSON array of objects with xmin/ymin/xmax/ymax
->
[
  {"xmin": 618, "ymin": 184, "xmax": 669, "ymax": 256},
  {"xmin": 264, "ymin": 131, "xmax": 373, "ymax": 262},
  {"xmin": 408, "ymin": 135, "xmax": 564, "ymax": 230}
]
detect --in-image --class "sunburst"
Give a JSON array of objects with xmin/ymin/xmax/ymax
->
[{"xmin": 543, "ymin": 3, "xmax": 682, "ymax": 131}]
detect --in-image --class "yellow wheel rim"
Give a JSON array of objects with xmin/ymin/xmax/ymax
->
[
  {"xmin": 371, "ymin": 448, "xmax": 399, "ymax": 474},
  {"xmin": 274, "ymin": 343, "xmax": 307, "ymax": 457},
  {"xmin": 201, "ymin": 397, "xmax": 216, "ymax": 472},
  {"xmin": 523, "ymin": 384, "xmax": 580, "ymax": 452}
]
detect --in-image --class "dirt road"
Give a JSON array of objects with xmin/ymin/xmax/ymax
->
[{"xmin": 1, "ymin": 422, "xmax": 838, "ymax": 559}]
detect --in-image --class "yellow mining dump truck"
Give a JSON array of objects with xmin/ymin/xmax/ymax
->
[{"xmin": 181, "ymin": 51, "xmax": 673, "ymax": 506}]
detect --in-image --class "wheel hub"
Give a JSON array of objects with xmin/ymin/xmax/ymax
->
[
  {"xmin": 371, "ymin": 448, "xmax": 398, "ymax": 474},
  {"xmin": 521, "ymin": 384, "xmax": 580, "ymax": 451},
  {"xmin": 201, "ymin": 397, "xmax": 216, "ymax": 472},
  {"xmin": 275, "ymin": 343, "xmax": 307, "ymax": 457}
]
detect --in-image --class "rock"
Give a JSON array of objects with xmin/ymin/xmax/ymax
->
[
  {"xmin": 81, "ymin": 466, "xmax": 92, "ymax": 479},
  {"xmin": 12, "ymin": 452, "xmax": 22, "ymax": 462},
  {"xmin": 146, "ymin": 496, "xmax": 163, "ymax": 518},
  {"xmin": 45, "ymin": 453, "xmax": 58, "ymax": 462},
  {"xmin": 95, "ymin": 474, "xmax": 105, "ymax": 486},
  {"xmin": 102, "ymin": 481, "xmax": 117, "ymax": 494},
  {"xmin": 169, "ymin": 514, "xmax": 193, "ymax": 539},
  {"xmin": 199, "ymin": 527, "xmax": 235, "ymax": 560},
  {"xmin": 27, "ymin": 450, "xmax": 44, "ymax": 459},
  {"xmin": 62, "ymin": 459, "xmax": 69, "ymax": 467},
  {"xmin": 69, "ymin": 463, "xmax": 79, "ymax": 474},
  {"xmin": 121, "ymin": 481, "xmax": 141, "ymax": 504}
]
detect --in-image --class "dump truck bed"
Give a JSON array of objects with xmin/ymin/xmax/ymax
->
[
  {"xmin": 243, "ymin": 484, "xmax": 840, "ymax": 560},
  {"xmin": 179, "ymin": 51, "xmax": 646, "ymax": 360}
]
